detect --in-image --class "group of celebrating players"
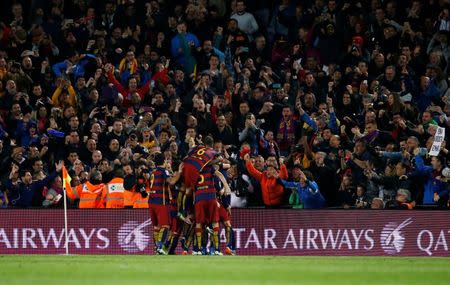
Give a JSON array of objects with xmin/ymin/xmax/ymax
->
[{"xmin": 148, "ymin": 136, "xmax": 236, "ymax": 256}]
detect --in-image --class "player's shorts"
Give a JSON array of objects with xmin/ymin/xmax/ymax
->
[
  {"xmin": 149, "ymin": 203, "xmax": 170, "ymax": 227},
  {"xmin": 183, "ymin": 164, "xmax": 201, "ymax": 189},
  {"xmin": 219, "ymin": 203, "xmax": 231, "ymax": 222},
  {"xmin": 194, "ymin": 199, "xmax": 219, "ymax": 224}
]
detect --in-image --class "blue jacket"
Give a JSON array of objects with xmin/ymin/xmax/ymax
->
[
  {"xmin": 300, "ymin": 113, "xmax": 318, "ymax": 132},
  {"xmin": 171, "ymin": 33, "xmax": 200, "ymax": 67},
  {"xmin": 6, "ymin": 172, "xmax": 59, "ymax": 208},
  {"xmin": 414, "ymin": 155, "xmax": 449, "ymax": 204},
  {"xmin": 280, "ymin": 179, "xmax": 325, "ymax": 209},
  {"xmin": 415, "ymin": 81, "xmax": 440, "ymax": 113},
  {"xmin": 52, "ymin": 54, "xmax": 96, "ymax": 79}
]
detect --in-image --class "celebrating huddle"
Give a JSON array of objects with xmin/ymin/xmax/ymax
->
[{"xmin": 147, "ymin": 135, "xmax": 236, "ymax": 255}]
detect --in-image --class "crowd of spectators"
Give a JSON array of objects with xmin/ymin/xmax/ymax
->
[{"xmin": 1, "ymin": 0, "xmax": 450, "ymax": 210}]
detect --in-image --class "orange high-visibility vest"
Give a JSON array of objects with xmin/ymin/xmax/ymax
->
[
  {"xmin": 123, "ymin": 178, "xmax": 149, "ymax": 208},
  {"xmin": 133, "ymin": 189, "xmax": 149, "ymax": 208},
  {"xmin": 123, "ymin": 190, "xmax": 135, "ymax": 207},
  {"xmin": 124, "ymin": 190, "xmax": 148, "ymax": 208},
  {"xmin": 133, "ymin": 181, "xmax": 150, "ymax": 209},
  {"xmin": 66, "ymin": 181, "xmax": 105, "ymax": 208},
  {"xmin": 103, "ymin": 177, "xmax": 125, "ymax": 208}
]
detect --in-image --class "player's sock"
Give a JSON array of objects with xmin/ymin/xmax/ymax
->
[
  {"xmin": 169, "ymin": 234, "xmax": 179, "ymax": 255},
  {"xmin": 230, "ymin": 227, "xmax": 236, "ymax": 250},
  {"xmin": 158, "ymin": 227, "xmax": 169, "ymax": 249},
  {"xmin": 195, "ymin": 227, "xmax": 202, "ymax": 252},
  {"xmin": 153, "ymin": 229, "xmax": 160, "ymax": 249},
  {"xmin": 186, "ymin": 225, "xmax": 194, "ymax": 251},
  {"xmin": 212, "ymin": 226, "xmax": 220, "ymax": 250},
  {"xmin": 164, "ymin": 232, "xmax": 173, "ymax": 249},
  {"xmin": 225, "ymin": 225, "xmax": 231, "ymax": 248},
  {"xmin": 226, "ymin": 226, "xmax": 236, "ymax": 250},
  {"xmin": 180, "ymin": 194, "xmax": 187, "ymax": 217},
  {"xmin": 182, "ymin": 223, "xmax": 194, "ymax": 251}
]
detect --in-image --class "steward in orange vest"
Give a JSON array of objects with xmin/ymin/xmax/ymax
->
[
  {"xmin": 66, "ymin": 171, "xmax": 105, "ymax": 208},
  {"xmin": 102, "ymin": 176, "xmax": 125, "ymax": 208},
  {"xmin": 123, "ymin": 164, "xmax": 150, "ymax": 208}
]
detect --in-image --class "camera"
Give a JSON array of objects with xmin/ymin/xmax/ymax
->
[{"xmin": 135, "ymin": 176, "xmax": 148, "ymax": 198}]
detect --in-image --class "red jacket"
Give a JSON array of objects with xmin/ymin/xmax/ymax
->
[
  {"xmin": 107, "ymin": 72, "xmax": 150, "ymax": 107},
  {"xmin": 246, "ymin": 161, "xmax": 288, "ymax": 206}
]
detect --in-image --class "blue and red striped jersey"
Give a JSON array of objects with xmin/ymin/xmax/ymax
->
[
  {"xmin": 194, "ymin": 165, "xmax": 217, "ymax": 203},
  {"xmin": 148, "ymin": 167, "xmax": 169, "ymax": 205},
  {"xmin": 183, "ymin": 146, "xmax": 216, "ymax": 172}
]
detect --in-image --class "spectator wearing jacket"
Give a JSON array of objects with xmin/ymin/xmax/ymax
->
[
  {"xmin": 414, "ymin": 152, "xmax": 449, "ymax": 207},
  {"xmin": 279, "ymin": 170, "xmax": 325, "ymax": 209},
  {"xmin": 5, "ymin": 161, "xmax": 63, "ymax": 208},
  {"xmin": 244, "ymin": 153, "xmax": 288, "ymax": 207},
  {"xmin": 171, "ymin": 21, "xmax": 199, "ymax": 75}
]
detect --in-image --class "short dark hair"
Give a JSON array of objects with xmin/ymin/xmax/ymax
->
[
  {"xmin": 209, "ymin": 54, "xmax": 219, "ymax": 61},
  {"xmin": 159, "ymin": 129, "xmax": 171, "ymax": 137},
  {"xmin": 204, "ymin": 136, "xmax": 214, "ymax": 147}
]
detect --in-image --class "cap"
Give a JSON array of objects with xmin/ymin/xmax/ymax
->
[{"xmin": 28, "ymin": 121, "xmax": 37, "ymax": 128}]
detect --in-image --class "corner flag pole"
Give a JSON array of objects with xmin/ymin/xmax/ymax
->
[
  {"xmin": 63, "ymin": 186, "xmax": 69, "ymax": 255},
  {"xmin": 62, "ymin": 165, "xmax": 70, "ymax": 255}
]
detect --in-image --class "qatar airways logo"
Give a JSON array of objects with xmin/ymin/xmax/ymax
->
[
  {"xmin": 380, "ymin": 218, "xmax": 413, "ymax": 255},
  {"xmin": 0, "ymin": 228, "xmax": 109, "ymax": 249},
  {"xmin": 117, "ymin": 219, "xmax": 152, "ymax": 253}
]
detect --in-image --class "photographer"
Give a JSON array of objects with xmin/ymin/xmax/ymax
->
[{"xmin": 123, "ymin": 162, "xmax": 151, "ymax": 208}]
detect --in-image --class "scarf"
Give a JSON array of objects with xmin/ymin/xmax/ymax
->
[
  {"xmin": 277, "ymin": 118, "xmax": 296, "ymax": 151},
  {"xmin": 364, "ymin": 130, "xmax": 379, "ymax": 144},
  {"xmin": 119, "ymin": 58, "xmax": 138, "ymax": 75}
]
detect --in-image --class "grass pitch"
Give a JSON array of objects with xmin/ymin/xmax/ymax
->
[{"xmin": 0, "ymin": 255, "xmax": 449, "ymax": 285}]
